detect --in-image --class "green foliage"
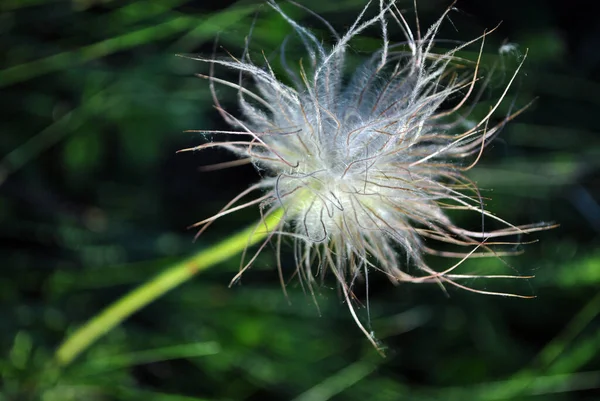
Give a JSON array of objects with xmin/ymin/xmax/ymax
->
[{"xmin": 1, "ymin": 0, "xmax": 599, "ymax": 400}]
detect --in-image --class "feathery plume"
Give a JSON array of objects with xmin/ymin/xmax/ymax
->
[{"xmin": 180, "ymin": 0, "xmax": 554, "ymax": 353}]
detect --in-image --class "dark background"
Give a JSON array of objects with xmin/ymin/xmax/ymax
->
[{"xmin": 1, "ymin": 0, "xmax": 599, "ymax": 400}]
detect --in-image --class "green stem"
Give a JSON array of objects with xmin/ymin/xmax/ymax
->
[{"xmin": 55, "ymin": 209, "xmax": 283, "ymax": 367}]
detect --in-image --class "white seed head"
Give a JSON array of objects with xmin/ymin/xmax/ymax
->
[{"xmin": 183, "ymin": 0, "xmax": 553, "ymax": 352}]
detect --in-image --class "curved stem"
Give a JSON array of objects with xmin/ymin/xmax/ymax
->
[{"xmin": 55, "ymin": 209, "xmax": 284, "ymax": 367}]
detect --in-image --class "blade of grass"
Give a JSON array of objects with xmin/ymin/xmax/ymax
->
[
  {"xmin": 292, "ymin": 359, "xmax": 380, "ymax": 401},
  {"xmin": 435, "ymin": 370, "xmax": 600, "ymax": 400},
  {"xmin": 0, "ymin": 2, "xmax": 258, "ymax": 88},
  {"xmin": 0, "ymin": 84, "xmax": 112, "ymax": 184},
  {"xmin": 76, "ymin": 341, "xmax": 220, "ymax": 376},
  {"xmin": 0, "ymin": 17, "xmax": 195, "ymax": 88},
  {"xmin": 533, "ymin": 292, "xmax": 600, "ymax": 370}
]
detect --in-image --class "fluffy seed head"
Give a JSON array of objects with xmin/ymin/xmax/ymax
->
[{"xmin": 182, "ymin": 0, "xmax": 553, "ymax": 351}]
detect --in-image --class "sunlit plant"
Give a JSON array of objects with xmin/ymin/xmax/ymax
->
[{"xmin": 180, "ymin": 0, "xmax": 553, "ymax": 353}]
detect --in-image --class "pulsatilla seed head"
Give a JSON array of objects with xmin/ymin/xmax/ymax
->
[{"xmin": 180, "ymin": 0, "xmax": 554, "ymax": 352}]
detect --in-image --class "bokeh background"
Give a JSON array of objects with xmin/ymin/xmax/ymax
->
[{"xmin": 1, "ymin": 0, "xmax": 599, "ymax": 400}]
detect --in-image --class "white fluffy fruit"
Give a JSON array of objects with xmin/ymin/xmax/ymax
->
[{"xmin": 182, "ymin": 0, "xmax": 553, "ymax": 353}]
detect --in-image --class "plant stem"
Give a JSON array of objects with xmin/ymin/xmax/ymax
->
[{"xmin": 55, "ymin": 209, "xmax": 283, "ymax": 366}]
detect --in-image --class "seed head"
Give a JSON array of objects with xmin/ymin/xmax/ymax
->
[{"xmin": 181, "ymin": 0, "xmax": 553, "ymax": 352}]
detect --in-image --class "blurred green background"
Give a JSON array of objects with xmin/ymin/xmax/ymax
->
[{"xmin": 1, "ymin": 0, "xmax": 599, "ymax": 400}]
